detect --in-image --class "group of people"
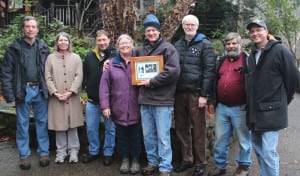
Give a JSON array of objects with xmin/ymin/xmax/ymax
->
[{"xmin": 0, "ymin": 12, "xmax": 299, "ymax": 176}]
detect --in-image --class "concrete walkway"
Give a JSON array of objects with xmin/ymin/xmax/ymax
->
[{"xmin": 1, "ymin": 94, "xmax": 300, "ymax": 176}]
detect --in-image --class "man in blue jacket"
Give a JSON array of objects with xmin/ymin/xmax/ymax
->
[
  {"xmin": 1, "ymin": 16, "xmax": 50, "ymax": 170},
  {"xmin": 245, "ymin": 19, "xmax": 299, "ymax": 176}
]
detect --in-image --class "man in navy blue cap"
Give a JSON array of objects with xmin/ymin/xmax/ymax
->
[
  {"xmin": 245, "ymin": 19, "xmax": 299, "ymax": 176},
  {"xmin": 136, "ymin": 14, "xmax": 180, "ymax": 176}
]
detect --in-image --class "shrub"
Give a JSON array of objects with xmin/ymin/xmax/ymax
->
[{"xmin": 0, "ymin": 14, "xmax": 90, "ymax": 64}]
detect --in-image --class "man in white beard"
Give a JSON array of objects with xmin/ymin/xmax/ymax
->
[{"xmin": 208, "ymin": 33, "xmax": 252, "ymax": 176}]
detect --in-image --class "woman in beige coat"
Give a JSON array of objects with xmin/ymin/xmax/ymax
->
[{"xmin": 45, "ymin": 32, "xmax": 83, "ymax": 164}]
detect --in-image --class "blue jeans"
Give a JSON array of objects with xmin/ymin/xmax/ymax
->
[
  {"xmin": 85, "ymin": 101, "xmax": 116, "ymax": 156},
  {"xmin": 214, "ymin": 103, "xmax": 252, "ymax": 169},
  {"xmin": 15, "ymin": 86, "xmax": 49, "ymax": 158},
  {"xmin": 116, "ymin": 123, "xmax": 141, "ymax": 159},
  {"xmin": 252, "ymin": 131, "xmax": 279, "ymax": 176},
  {"xmin": 140, "ymin": 105, "xmax": 173, "ymax": 172}
]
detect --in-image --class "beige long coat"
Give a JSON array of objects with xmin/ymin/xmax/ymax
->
[{"xmin": 45, "ymin": 51, "xmax": 83, "ymax": 131}]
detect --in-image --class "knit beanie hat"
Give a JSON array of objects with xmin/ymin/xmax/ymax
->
[{"xmin": 143, "ymin": 14, "xmax": 160, "ymax": 30}]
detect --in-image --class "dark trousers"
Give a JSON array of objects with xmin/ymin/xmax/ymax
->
[
  {"xmin": 174, "ymin": 92, "xmax": 206, "ymax": 166},
  {"xmin": 116, "ymin": 123, "xmax": 141, "ymax": 160}
]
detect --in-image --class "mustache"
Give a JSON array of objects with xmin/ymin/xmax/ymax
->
[{"xmin": 225, "ymin": 49, "xmax": 240, "ymax": 57}]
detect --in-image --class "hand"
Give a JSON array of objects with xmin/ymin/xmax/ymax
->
[
  {"xmin": 137, "ymin": 80, "xmax": 151, "ymax": 87},
  {"xmin": 9, "ymin": 101, "xmax": 16, "ymax": 107},
  {"xmin": 102, "ymin": 108, "xmax": 111, "ymax": 118},
  {"xmin": 207, "ymin": 104, "xmax": 215, "ymax": 114},
  {"xmin": 54, "ymin": 91, "xmax": 72, "ymax": 101},
  {"xmin": 103, "ymin": 60, "xmax": 110, "ymax": 72},
  {"xmin": 54, "ymin": 92, "xmax": 63, "ymax": 100},
  {"xmin": 81, "ymin": 99, "xmax": 86, "ymax": 105},
  {"xmin": 62, "ymin": 91, "xmax": 72, "ymax": 100},
  {"xmin": 198, "ymin": 96, "xmax": 207, "ymax": 108}
]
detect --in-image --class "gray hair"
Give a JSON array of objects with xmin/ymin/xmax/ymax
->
[
  {"xmin": 116, "ymin": 34, "xmax": 134, "ymax": 47},
  {"xmin": 54, "ymin": 32, "xmax": 72, "ymax": 52},
  {"xmin": 225, "ymin": 32, "xmax": 242, "ymax": 45},
  {"xmin": 22, "ymin": 16, "xmax": 39, "ymax": 28},
  {"xmin": 182, "ymin": 15, "xmax": 199, "ymax": 27}
]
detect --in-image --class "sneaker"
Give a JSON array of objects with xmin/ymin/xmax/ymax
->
[
  {"xmin": 69, "ymin": 151, "xmax": 78, "ymax": 163},
  {"xmin": 130, "ymin": 158, "xmax": 140, "ymax": 174},
  {"xmin": 120, "ymin": 157, "xmax": 130, "ymax": 174},
  {"xmin": 141, "ymin": 164, "xmax": 159, "ymax": 175},
  {"xmin": 39, "ymin": 155, "xmax": 50, "ymax": 167},
  {"xmin": 19, "ymin": 157, "xmax": 31, "ymax": 170},
  {"xmin": 233, "ymin": 165, "xmax": 249, "ymax": 176},
  {"xmin": 55, "ymin": 155, "xmax": 66, "ymax": 164},
  {"xmin": 208, "ymin": 167, "xmax": 226, "ymax": 176}
]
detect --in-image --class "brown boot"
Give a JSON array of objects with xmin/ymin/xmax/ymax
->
[
  {"xmin": 39, "ymin": 155, "xmax": 50, "ymax": 167},
  {"xmin": 208, "ymin": 167, "xmax": 226, "ymax": 176},
  {"xmin": 233, "ymin": 165, "xmax": 249, "ymax": 176},
  {"xmin": 141, "ymin": 164, "xmax": 159, "ymax": 175},
  {"xmin": 19, "ymin": 157, "xmax": 31, "ymax": 170}
]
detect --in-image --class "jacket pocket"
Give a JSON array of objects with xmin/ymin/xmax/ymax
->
[{"xmin": 257, "ymin": 101, "xmax": 281, "ymax": 111}]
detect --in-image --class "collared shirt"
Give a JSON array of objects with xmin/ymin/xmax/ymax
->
[{"xmin": 217, "ymin": 54, "xmax": 246, "ymax": 106}]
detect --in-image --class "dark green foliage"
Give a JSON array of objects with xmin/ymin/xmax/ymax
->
[{"xmin": 0, "ymin": 14, "xmax": 90, "ymax": 63}]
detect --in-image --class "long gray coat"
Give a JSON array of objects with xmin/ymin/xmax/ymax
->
[{"xmin": 45, "ymin": 51, "xmax": 83, "ymax": 131}]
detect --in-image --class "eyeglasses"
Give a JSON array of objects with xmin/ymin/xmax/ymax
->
[{"xmin": 183, "ymin": 23, "xmax": 197, "ymax": 27}]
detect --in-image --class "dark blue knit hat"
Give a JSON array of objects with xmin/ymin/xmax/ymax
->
[{"xmin": 143, "ymin": 14, "xmax": 160, "ymax": 30}]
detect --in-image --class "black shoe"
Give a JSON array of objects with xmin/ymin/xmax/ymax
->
[
  {"xmin": 192, "ymin": 166, "xmax": 205, "ymax": 176},
  {"xmin": 39, "ymin": 156, "xmax": 50, "ymax": 167},
  {"xmin": 19, "ymin": 158, "xmax": 31, "ymax": 170},
  {"xmin": 174, "ymin": 162, "xmax": 193, "ymax": 173},
  {"xmin": 82, "ymin": 154, "xmax": 98, "ymax": 164},
  {"xmin": 103, "ymin": 155, "xmax": 112, "ymax": 166}
]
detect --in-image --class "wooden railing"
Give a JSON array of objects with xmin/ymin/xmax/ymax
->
[
  {"xmin": 0, "ymin": 3, "xmax": 100, "ymax": 34},
  {"xmin": 42, "ymin": 3, "xmax": 78, "ymax": 28}
]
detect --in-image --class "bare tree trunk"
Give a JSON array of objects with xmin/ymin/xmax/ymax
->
[
  {"xmin": 77, "ymin": 0, "xmax": 93, "ymax": 37},
  {"xmin": 160, "ymin": 0, "xmax": 196, "ymax": 42},
  {"xmin": 100, "ymin": 0, "xmax": 195, "ymax": 43},
  {"xmin": 237, "ymin": 0, "xmax": 244, "ymax": 33},
  {"xmin": 100, "ymin": 0, "xmax": 138, "ymax": 44}
]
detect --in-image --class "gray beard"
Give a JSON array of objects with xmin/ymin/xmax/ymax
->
[{"xmin": 225, "ymin": 49, "xmax": 240, "ymax": 57}]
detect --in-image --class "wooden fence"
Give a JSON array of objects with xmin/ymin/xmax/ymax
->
[{"xmin": 0, "ymin": 3, "xmax": 99, "ymax": 34}]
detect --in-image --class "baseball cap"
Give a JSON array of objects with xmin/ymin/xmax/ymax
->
[{"xmin": 246, "ymin": 19, "xmax": 267, "ymax": 30}]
